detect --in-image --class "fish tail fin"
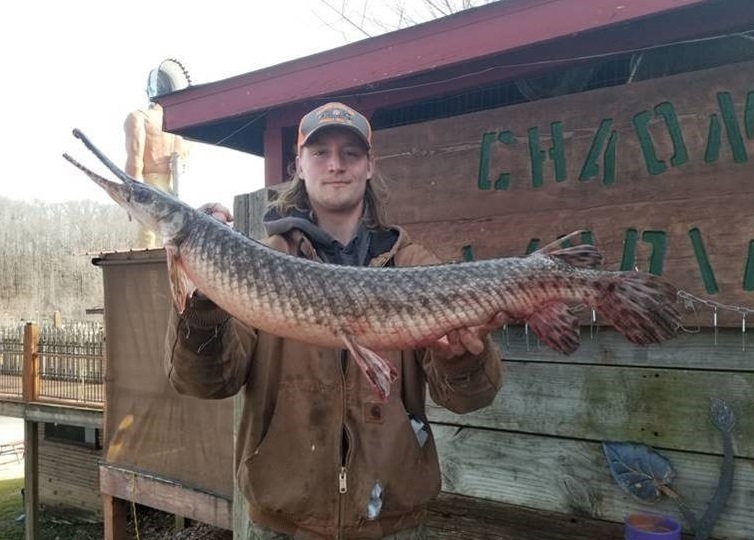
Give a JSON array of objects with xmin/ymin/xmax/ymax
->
[{"xmin": 596, "ymin": 272, "xmax": 681, "ymax": 345}]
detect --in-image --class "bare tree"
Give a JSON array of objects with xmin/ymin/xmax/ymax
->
[
  {"xmin": 0, "ymin": 197, "xmax": 138, "ymax": 322},
  {"xmin": 315, "ymin": 0, "xmax": 499, "ymax": 41}
]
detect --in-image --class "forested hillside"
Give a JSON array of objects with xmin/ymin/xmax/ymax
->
[{"xmin": 0, "ymin": 197, "xmax": 139, "ymax": 321}]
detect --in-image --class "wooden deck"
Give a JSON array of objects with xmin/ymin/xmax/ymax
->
[{"xmin": 427, "ymin": 493, "xmax": 658, "ymax": 539}]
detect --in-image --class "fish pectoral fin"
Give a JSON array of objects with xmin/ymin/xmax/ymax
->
[
  {"xmin": 340, "ymin": 333, "xmax": 398, "ymax": 401},
  {"xmin": 526, "ymin": 303, "xmax": 580, "ymax": 355},
  {"xmin": 165, "ymin": 244, "xmax": 197, "ymax": 314}
]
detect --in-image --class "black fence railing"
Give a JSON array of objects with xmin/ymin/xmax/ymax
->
[
  {"xmin": 0, "ymin": 322, "xmax": 105, "ymax": 405},
  {"xmin": 0, "ymin": 325, "xmax": 24, "ymax": 397}
]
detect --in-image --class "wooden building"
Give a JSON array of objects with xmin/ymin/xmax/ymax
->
[
  {"xmin": 0, "ymin": 323, "xmax": 104, "ymax": 538},
  {"xmin": 38, "ymin": 422, "xmax": 103, "ymax": 517},
  {"xmin": 97, "ymin": 1, "xmax": 754, "ymax": 538},
  {"xmin": 0, "ymin": 404, "xmax": 104, "ymax": 520}
]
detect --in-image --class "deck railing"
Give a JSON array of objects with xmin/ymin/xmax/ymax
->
[
  {"xmin": 0, "ymin": 322, "xmax": 104, "ymax": 406},
  {"xmin": 0, "ymin": 325, "xmax": 24, "ymax": 397}
]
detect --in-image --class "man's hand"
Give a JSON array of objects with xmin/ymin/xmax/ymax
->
[
  {"xmin": 429, "ymin": 312, "xmax": 509, "ymax": 361},
  {"xmin": 198, "ymin": 202, "xmax": 234, "ymax": 225}
]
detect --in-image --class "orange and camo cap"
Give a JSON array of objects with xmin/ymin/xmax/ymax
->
[{"xmin": 297, "ymin": 102, "xmax": 372, "ymax": 152}]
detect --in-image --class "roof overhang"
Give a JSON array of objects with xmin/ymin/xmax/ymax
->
[{"xmin": 157, "ymin": 0, "xmax": 754, "ymax": 155}]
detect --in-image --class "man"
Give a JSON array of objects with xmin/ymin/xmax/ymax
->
[
  {"xmin": 124, "ymin": 58, "xmax": 192, "ymax": 248},
  {"xmin": 164, "ymin": 102, "xmax": 503, "ymax": 539}
]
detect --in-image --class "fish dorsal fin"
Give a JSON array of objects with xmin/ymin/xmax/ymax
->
[
  {"xmin": 547, "ymin": 245, "xmax": 603, "ymax": 269},
  {"xmin": 531, "ymin": 231, "xmax": 602, "ymax": 269}
]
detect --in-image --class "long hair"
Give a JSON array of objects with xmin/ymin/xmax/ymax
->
[{"xmin": 269, "ymin": 157, "xmax": 391, "ymax": 229}]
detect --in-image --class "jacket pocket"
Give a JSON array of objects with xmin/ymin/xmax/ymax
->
[
  {"xmin": 241, "ymin": 389, "xmax": 340, "ymax": 520},
  {"xmin": 362, "ymin": 401, "xmax": 441, "ymax": 515}
]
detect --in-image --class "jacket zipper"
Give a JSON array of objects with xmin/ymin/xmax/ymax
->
[
  {"xmin": 337, "ymin": 349, "xmax": 352, "ymax": 540},
  {"xmin": 338, "ymin": 255, "xmax": 391, "ymax": 539}
]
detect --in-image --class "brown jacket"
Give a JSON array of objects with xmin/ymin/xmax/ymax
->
[{"xmin": 164, "ymin": 227, "xmax": 502, "ymax": 539}]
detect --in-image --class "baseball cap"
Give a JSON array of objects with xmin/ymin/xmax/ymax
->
[{"xmin": 297, "ymin": 102, "xmax": 372, "ymax": 152}]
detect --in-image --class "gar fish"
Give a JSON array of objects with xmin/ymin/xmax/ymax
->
[{"xmin": 63, "ymin": 129, "xmax": 681, "ymax": 399}]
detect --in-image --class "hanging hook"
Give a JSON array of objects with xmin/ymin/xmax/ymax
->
[{"xmin": 742, "ymin": 312, "xmax": 747, "ymax": 353}]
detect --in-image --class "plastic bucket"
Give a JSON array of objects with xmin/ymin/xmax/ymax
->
[{"xmin": 625, "ymin": 513, "xmax": 681, "ymax": 540}]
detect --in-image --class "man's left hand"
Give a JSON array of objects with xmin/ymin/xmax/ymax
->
[{"xmin": 429, "ymin": 312, "xmax": 509, "ymax": 361}]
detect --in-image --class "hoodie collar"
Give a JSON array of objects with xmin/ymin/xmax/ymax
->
[{"xmin": 262, "ymin": 206, "xmax": 400, "ymax": 266}]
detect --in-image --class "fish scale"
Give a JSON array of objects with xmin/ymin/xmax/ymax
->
[{"xmin": 63, "ymin": 129, "xmax": 682, "ymax": 399}]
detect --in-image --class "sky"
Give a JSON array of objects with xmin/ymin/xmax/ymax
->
[{"xmin": 0, "ymin": 0, "xmax": 394, "ymax": 211}]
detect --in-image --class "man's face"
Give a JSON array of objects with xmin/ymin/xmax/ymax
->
[{"xmin": 297, "ymin": 128, "xmax": 373, "ymax": 218}]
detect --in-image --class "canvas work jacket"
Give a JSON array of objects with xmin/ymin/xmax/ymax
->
[{"xmin": 164, "ymin": 223, "xmax": 503, "ymax": 540}]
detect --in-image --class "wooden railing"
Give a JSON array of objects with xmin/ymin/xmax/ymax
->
[{"xmin": 0, "ymin": 322, "xmax": 104, "ymax": 407}]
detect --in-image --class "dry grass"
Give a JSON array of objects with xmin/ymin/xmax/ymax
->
[{"xmin": 0, "ymin": 482, "xmax": 231, "ymax": 540}]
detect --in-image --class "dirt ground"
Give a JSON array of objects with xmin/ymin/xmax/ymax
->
[{"xmin": 128, "ymin": 506, "xmax": 233, "ymax": 540}]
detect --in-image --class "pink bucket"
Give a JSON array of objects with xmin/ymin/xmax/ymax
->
[{"xmin": 625, "ymin": 513, "xmax": 681, "ymax": 540}]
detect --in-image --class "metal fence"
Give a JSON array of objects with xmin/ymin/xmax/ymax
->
[
  {"xmin": 0, "ymin": 321, "xmax": 105, "ymax": 405},
  {"xmin": 38, "ymin": 323, "xmax": 105, "ymax": 404},
  {"xmin": 0, "ymin": 325, "xmax": 24, "ymax": 397}
]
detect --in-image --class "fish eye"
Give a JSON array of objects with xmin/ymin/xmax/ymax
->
[{"xmin": 133, "ymin": 189, "xmax": 151, "ymax": 204}]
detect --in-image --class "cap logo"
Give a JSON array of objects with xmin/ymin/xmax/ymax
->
[{"xmin": 318, "ymin": 107, "xmax": 353, "ymax": 123}]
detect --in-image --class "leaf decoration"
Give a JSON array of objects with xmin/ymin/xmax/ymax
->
[
  {"xmin": 602, "ymin": 441, "xmax": 676, "ymax": 503},
  {"xmin": 708, "ymin": 397, "xmax": 735, "ymax": 434}
]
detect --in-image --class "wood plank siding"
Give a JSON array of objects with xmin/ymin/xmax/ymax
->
[{"xmin": 38, "ymin": 423, "xmax": 102, "ymax": 517}]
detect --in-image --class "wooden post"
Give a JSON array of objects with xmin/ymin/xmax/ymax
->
[
  {"xmin": 22, "ymin": 322, "xmax": 39, "ymax": 402},
  {"xmin": 22, "ymin": 324, "xmax": 40, "ymax": 540},
  {"xmin": 232, "ymin": 393, "xmax": 249, "ymax": 540},
  {"xmin": 24, "ymin": 420, "xmax": 39, "ymax": 540},
  {"xmin": 103, "ymin": 495, "xmax": 129, "ymax": 540},
  {"xmin": 232, "ymin": 188, "xmax": 270, "ymax": 539}
]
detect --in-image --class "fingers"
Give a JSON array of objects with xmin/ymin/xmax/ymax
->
[
  {"xmin": 445, "ymin": 330, "xmax": 466, "ymax": 357},
  {"xmin": 479, "ymin": 311, "xmax": 510, "ymax": 332},
  {"xmin": 457, "ymin": 328, "xmax": 485, "ymax": 355},
  {"xmin": 431, "ymin": 328, "xmax": 481, "ymax": 360},
  {"xmin": 430, "ymin": 331, "xmax": 462, "ymax": 361},
  {"xmin": 198, "ymin": 202, "xmax": 234, "ymax": 225},
  {"xmin": 432, "ymin": 312, "xmax": 509, "ymax": 360}
]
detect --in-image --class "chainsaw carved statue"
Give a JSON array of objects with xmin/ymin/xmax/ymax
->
[{"xmin": 124, "ymin": 58, "xmax": 192, "ymax": 248}]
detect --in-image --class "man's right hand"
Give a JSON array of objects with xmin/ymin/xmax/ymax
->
[{"xmin": 198, "ymin": 202, "xmax": 234, "ymax": 225}]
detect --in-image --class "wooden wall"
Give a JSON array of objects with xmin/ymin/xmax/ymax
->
[
  {"xmin": 425, "ymin": 327, "xmax": 752, "ymax": 539},
  {"xmin": 38, "ymin": 423, "xmax": 102, "ymax": 518},
  {"xmin": 368, "ymin": 61, "xmax": 754, "ymax": 538},
  {"xmin": 374, "ymin": 61, "xmax": 754, "ymax": 327},
  {"xmin": 230, "ymin": 60, "xmax": 754, "ymax": 538}
]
